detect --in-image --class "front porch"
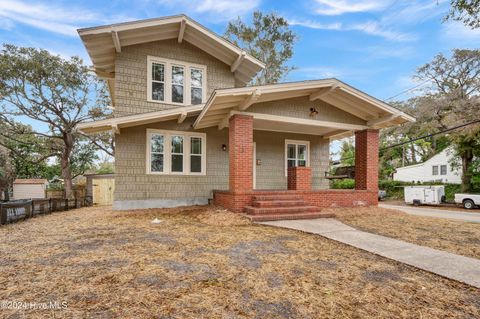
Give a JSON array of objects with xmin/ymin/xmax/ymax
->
[{"xmin": 213, "ymin": 114, "xmax": 380, "ymax": 220}]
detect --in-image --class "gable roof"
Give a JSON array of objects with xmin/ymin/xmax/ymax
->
[
  {"xmin": 396, "ymin": 147, "xmax": 455, "ymax": 171},
  {"xmin": 193, "ymin": 79, "xmax": 415, "ymax": 133},
  {"xmin": 78, "ymin": 14, "xmax": 265, "ymax": 104}
]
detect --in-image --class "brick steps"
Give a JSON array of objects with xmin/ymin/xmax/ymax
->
[
  {"xmin": 245, "ymin": 205, "xmax": 320, "ymax": 215},
  {"xmin": 244, "ymin": 193, "xmax": 335, "ymax": 221},
  {"xmin": 253, "ymin": 194, "xmax": 303, "ymax": 201},
  {"xmin": 253, "ymin": 200, "xmax": 306, "ymax": 208},
  {"xmin": 246, "ymin": 212, "xmax": 335, "ymax": 222}
]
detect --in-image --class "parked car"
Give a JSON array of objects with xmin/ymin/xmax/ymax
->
[
  {"xmin": 404, "ymin": 185, "xmax": 445, "ymax": 206},
  {"xmin": 454, "ymin": 193, "xmax": 480, "ymax": 209}
]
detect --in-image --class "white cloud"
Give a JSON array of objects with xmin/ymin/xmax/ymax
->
[
  {"xmin": 0, "ymin": 17, "xmax": 14, "ymax": 30},
  {"xmin": 158, "ymin": 0, "xmax": 260, "ymax": 20},
  {"xmin": 380, "ymin": 1, "xmax": 447, "ymax": 26},
  {"xmin": 292, "ymin": 66, "xmax": 345, "ymax": 79},
  {"xmin": 312, "ymin": 0, "xmax": 391, "ymax": 15},
  {"xmin": 443, "ymin": 21, "xmax": 480, "ymax": 41},
  {"xmin": 195, "ymin": 0, "xmax": 259, "ymax": 16},
  {"xmin": 0, "ymin": 0, "xmax": 132, "ymax": 36},
  {"xmin": 289, "ymin": 19, "xmax": 414, "ymax": 42},
  {"xmin": 351, "ymin": 21, "xmax": 415, "ymax": 42}
]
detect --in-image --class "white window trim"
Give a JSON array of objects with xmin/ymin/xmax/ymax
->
[
  {"xmin": 146, "ymin": 129, "xmax": 206, "ymax": 176},
  {"xmin": 285, "ymin": 139, "xmax": 310, "ymax": 176},
  {"xmin": 147, "ymin": 56, "xmax": 207, "ymax": 106},
  {"xmin": 432, "ymin": 165, "xmax": 439, "ymax": 176}
]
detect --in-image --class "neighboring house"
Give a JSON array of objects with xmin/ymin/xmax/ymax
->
[
  {"xmin": 77, "ymin": 15, "xmax": 415, "ymax": 219},
  {"xmin": 13, "ymin": 179, "xmax": 48, "ymax": 200},
  {"xmin": 393, "ymin": 148, "xmax": 462, "ymax": 184}
]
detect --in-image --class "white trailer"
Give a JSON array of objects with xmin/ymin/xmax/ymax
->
[
  {"xmin": 454, "ymin": 193, "xmax": 480, "ymax": 209},
  {"xmin": 404, "ymin": 186, "xmax": 445, "ymax": 206}
]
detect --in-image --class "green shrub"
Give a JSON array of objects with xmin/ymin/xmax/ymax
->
[
  {"xmin": 330, "ymin": 179, "xmax": 354, "ymax": 189},
  {"xmin": 330, "ymin": 178, "xmax": 462, "ymax": 202}
]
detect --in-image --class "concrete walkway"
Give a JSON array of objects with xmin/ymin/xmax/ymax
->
[
  {"xmin": 380, "ymin": 203, "xmax": 480, "ymax": 223},
  {"xmin": 260, "ymin": 218, "xmax": 480, "ymax": 288}
]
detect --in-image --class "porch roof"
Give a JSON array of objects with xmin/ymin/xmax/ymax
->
[
  {"xmin": 76, "ymin": 104, "xmax": 204, "ymax": 134},
  {"xmin": 193, "ymin": 79, "xmax": 415, "ymax": 139}
]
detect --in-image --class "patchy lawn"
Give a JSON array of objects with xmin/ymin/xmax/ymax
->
[
  {"xmin": 334, "ymin": 206, "xmax": 480, "ymax": 260},
  {"xmin": 0, "ymin": 206, "xmax": 479, "ymax": 318}
]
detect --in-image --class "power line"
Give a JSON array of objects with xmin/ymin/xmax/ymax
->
[
  {"xmin": 333, "ymin": 119, "xmax": 480, "ymax": 163},
  {"xmin": 382, "ymin": 119, "xmax": 480, "ymax": 150},
  {"xmin": 383, "ymin": 79, "xmax": 432, "ymax": 102}
]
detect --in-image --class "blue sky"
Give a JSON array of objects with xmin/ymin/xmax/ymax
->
[
  {"xmin": 1, "ymin": 0, "xmax": 479, "ymax": 101},
  {"xmin": 0, "ymin": 0, "xmax": 479, "ymax": 159}
]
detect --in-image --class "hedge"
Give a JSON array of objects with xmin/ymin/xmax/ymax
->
[{"xmin": 329, "ymin": 179, "xmax": 463, "ymax": 202}]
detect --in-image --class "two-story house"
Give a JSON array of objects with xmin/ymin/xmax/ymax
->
[{"xmin": 77, "ymin": 15, "xmax": 415, "ymax": 221}]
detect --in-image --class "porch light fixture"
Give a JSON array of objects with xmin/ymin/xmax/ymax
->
[
  {"xmin": 309, "ymin": 107, "xmax": 319, "ymax": 117},
  {"xmin": 222, "ymin": 144, "xmax": 227, "ymax": 151}
]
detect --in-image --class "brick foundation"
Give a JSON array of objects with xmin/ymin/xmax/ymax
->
[
  {"xmin": 213, "ymin": 189, "xmax": 378, "ymax": 212},
  {"xmin": 355, "ymin": 129, "xmax": 379, "ymax": 191},
  {"xmin": 287, "ymin": 167, "xmax": 312, "ymax": 191}
]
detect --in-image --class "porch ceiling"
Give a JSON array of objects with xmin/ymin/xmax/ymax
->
[{"xmin": 193, "ymin": 79, "xmax": 415, "ymax": 140}]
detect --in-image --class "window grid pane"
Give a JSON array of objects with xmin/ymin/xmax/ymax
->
[
  {"xmin": 151, "ymin": 63, "xmax": 165, "ymax": 101},
  {"xmin": 171, "ymin": 135, "xmax": 184, "ymax": 173},
  {"xmin": 432, "ymin": 165, "xmax": 438, "ymax": 175},
  {"xmin": 190, "ymin": 137, "xmax": 202, "ymax": 155},
  {"xmin": 191, "ymin": 155, "xmax": 202, "ymax": 173},
  {"xmin": 172, "ymin": 66, "xmax": 184, "ymax": 103},
  {"xmin": 150, "ymin": 134, "xmax": 164, "ymax": 172}
]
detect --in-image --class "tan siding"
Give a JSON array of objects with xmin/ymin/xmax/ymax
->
[
  {"xmin": 13, "ymin": 184, "xmax": 46, "ymax": 200},
  {"xmin": 254, "ymin": 131, "xmax": 329, "ymax": 190},
  {"xmin": 114, "ymin": 39, "xmax": 236, "ymax": 117},
  {"xmin": 248, "ymin": 96, "xmax": 366, "ymax": 125},
  {"xmin": 114, "ymin": 118, "xmax": 330, "ymax": 202}
]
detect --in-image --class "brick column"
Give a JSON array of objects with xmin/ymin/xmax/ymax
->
[
  {"xmin": 229, "ymin": 114, "xmax": 253, "ymax": 193},
  {"xmin": 287, "ymin": 167, "xmax": 312, "ymax": 191},
  {"xmin": 355, "ymin": 129, "xmax": 379, "ymax": 191}
]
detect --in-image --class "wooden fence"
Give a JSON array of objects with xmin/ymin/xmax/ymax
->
[{"xmin": 0, "ymin": 197, "xmax": 86, "ymax": 225}]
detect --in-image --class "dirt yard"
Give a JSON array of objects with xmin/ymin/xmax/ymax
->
[
  {"xmin": 334, "ymin": 206, "xmax": 480, "ymax": 259},
  {"xmin": 1, "ymin": 206, "xmax": 479, "ymax": 318}
]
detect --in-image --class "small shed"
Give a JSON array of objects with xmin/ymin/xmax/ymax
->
[
  {"xmin": 13, "ymin": 179, "xmax": 48, "ymax": 200},
  {"xmin": 85, "ymin": 173, "xmax": 115, "ymax": 206}
]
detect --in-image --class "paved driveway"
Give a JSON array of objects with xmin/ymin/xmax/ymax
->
[{"xmin": 379, "ymin": 203, "xmax": 480, "ymax": 223}]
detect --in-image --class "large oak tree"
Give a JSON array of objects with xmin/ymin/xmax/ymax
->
[{"xmin": 0, "ymin": 45, "xmax": 112, "ymax": 198}]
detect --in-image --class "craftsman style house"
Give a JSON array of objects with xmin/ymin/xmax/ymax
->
[{"xmin": 77, "ymin": 15, "xmax": 415, "ymax": 220}]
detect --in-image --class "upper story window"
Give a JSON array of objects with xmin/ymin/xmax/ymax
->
[
  {"xmin": 147, "ymin": 56, "xmax": 206, "ymax": 106},
  {"xmin": 440, "ymin": 164, "xmax": 447, "ymax": 175},
  {"xmin": 432, "ymin": 165, "xmax": 439, "ymax": 175}
]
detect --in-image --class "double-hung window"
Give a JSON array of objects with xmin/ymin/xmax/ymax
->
[
  {"xmin": 147, "ymin": 56, "xmax": 206, "ymax": 105},
  {"xmin": 440, "ymin": 165, "xmax": 447, "ymax": 175},
  {"xmin": 147, "ymin": 129, "xmax": 206, "ymax": 175},
  {"xmin": 432, "ymin": 165, "xmax": 439, "ymax": 175},
  {"xmin": 285, "ymin": 140, "xmax": 310, "ymax": 176}
]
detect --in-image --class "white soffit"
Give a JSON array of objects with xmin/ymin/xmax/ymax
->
[{"xmin": 77, "ymin": 15, "xmax": 265, "ymax": 98}]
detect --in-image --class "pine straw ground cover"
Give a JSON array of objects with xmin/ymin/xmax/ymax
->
[
  {"xmin": 333, "ymin": 206, "xmax": 480, "ymax": 260},
  {"xmin": 0, "ymin": 206, "xmax": 479, "ymax": 318}
]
